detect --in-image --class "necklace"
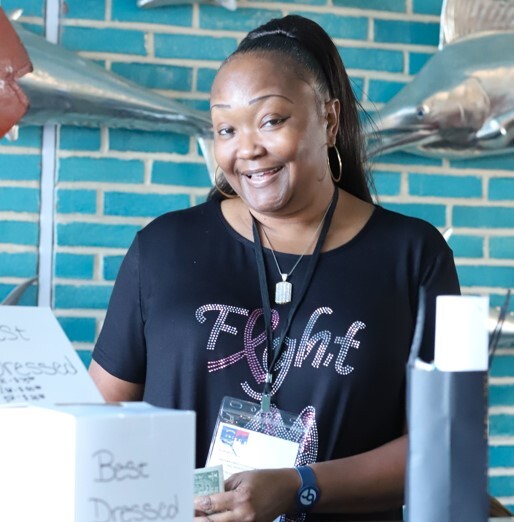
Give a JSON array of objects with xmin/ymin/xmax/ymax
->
[
  {"xmin": 251, "ymin": 188, "xmax": 339, "ymax": 410},
  {"xmin": 257, "ymin": 197, "xmax": 334, "ymax": 305}
]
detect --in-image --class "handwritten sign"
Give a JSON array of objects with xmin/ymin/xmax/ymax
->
[
  {"xmin": 73, "ymin": 404, "xmax": 195, "ymax": 522},
  {"xmin": 0, "ymin": 306, "xmax": 103, "ymax": 404},
  {"xmin": 0, "ymin": 403, "xmax": 196, "ymax": 521},
  {"xmin": 86, "ymin": 445, "xmax": 180, "ymax": 521}
]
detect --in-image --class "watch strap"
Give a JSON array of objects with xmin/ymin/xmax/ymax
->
[{"xmin": 295, "ymin": 465, "xmax": 320, "ymax": 511}]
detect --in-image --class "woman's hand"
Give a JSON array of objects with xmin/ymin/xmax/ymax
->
[
  {"xmin": 194, "ymin": 468, "xmax": 299, "ymax": 522},
  {"xmin": 194, "ymin": 434, "xmax": 407, "ymax": 520}
]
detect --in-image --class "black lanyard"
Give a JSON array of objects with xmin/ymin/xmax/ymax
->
[{"xmin": 251, "ymin": 187, "xmax": 339, "ymax": 411}]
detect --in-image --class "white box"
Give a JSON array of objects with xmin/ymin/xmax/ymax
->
[{"xmin": 0, "ymin": 402, "xmax": 195, "ymax": 522}]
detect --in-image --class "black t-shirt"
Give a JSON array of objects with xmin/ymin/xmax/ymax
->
[{"xmin": 93, "ymin": 199, "xmax": 460, "ymax": 521}]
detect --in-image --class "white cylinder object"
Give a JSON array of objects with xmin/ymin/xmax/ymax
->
[{"xmin": 434, "ymin": 295, "xmax": 489, "ymax": 371}]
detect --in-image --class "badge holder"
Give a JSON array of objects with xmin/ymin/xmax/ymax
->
[{"xmin": 206, "ymin": 396, "xmax": 316, "ymax": 480}]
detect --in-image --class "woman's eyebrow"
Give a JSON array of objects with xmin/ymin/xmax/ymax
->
[
  {"xmin": 210, "ymin": 93, "xmax": 294, "ymax": 110},
  {"xmin": 249, "ymin": 94, "xmax": 294, "ymax": 105}
]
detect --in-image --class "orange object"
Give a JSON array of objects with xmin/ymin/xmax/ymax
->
[{"xmin": 0, "ymin": 8, "xmax": 33, "ymax": 138}]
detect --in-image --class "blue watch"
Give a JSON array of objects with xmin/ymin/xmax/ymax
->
[{"xmin": 295, "ymin": 465, "xmax": 320, "ymax": 511}]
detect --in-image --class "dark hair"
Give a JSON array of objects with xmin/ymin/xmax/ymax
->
[{"xmin": 209, "ymin": 14, "xmax": 373, "ymax": 203}]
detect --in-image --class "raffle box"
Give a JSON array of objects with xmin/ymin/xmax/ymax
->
[
  {"xmin": 406, "ymin": 368, "xmax": 488, "ymax": 522},
  {"xmin": 406, "ymin": 295, "xmax": 489, "ymax": 522},
  {"xmin": 0, "ymin": 402, "xmax": 195, "ymax": 522}
]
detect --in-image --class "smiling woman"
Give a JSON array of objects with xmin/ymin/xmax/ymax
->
[{"xmin": 89, "ymin": 14, "xmax": 460, "ymax": 522}]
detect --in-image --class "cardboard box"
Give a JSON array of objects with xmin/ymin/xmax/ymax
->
[{"xmin": 0, "ymin": 402, "xmax": 195, "ymax": 522}]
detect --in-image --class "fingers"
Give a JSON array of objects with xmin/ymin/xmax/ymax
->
[
  {"xmin": 193, "ymin": 480, "xmax": 257, "ymax": 521},
  {"xmin": 195, "ymin": 494, "xmax": 216, "ymax": 515},
  {"xmin": 194, "ymin": 513, "xmax": 234, "ymax": 522},
  {"xmin": 193, "ymin": 491, "xmax": 253, "ymax": 522},
  {"xmin": 194, "ymin": 493, "xmax": 234, "ymax": 521},
  {"xmin": 194, "ymin": 515, "xmax": 215, "ymax": 522},
  {"xmin": 193, "ymin": 508, "xmax": 232, "ymax": 522}
]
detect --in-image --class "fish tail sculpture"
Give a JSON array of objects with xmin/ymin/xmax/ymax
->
[
  {"xmin": 0, "ymin": 7, "xmax": 33, "ymax": 139},
  {"xmin": 197, "ymin": 136, "xmax": 216, "ymax": 184},
  {"xmin": 365, "ymin": 0, "xmax": 514, "ymax": 160}
]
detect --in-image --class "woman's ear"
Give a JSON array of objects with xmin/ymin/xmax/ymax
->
[{"xmin": 325, "ymin": 98, "xmax": 340, "ymax": 147}]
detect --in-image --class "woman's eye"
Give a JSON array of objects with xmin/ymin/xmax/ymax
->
[
  {"xmin": 263, "ymin": 117, "xmax": 286, "ymax": 128},
  {"xmin": 217, "ymin": 127, "xmax": 234, "ymax": 137}
]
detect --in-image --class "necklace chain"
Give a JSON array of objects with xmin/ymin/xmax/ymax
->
[{"xmin": 257, "ymin": 197, "xmax": 333, "ymax": 281}]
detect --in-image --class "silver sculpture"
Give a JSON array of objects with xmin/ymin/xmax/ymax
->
[
  {"xmin": 0, "ymin": 277, "xmax": 37, "ymax": 306},
  {"xmin": 5, "ymin": 10, "xmax": 215, "ymax": 176},
  {"xmin": 138, "ymin": 0, "xmax": 236, "ymax": 9},
  {"xmin": 366, "ymin": 0, "xmax": 514, "ymax": 159},
  {"xmin": 13, "ymin": 20, "xmax": 212, "ymax": 138},
  {"xmin": 489, "ymin": 307, "xmax": 514, "ymax": 349}
]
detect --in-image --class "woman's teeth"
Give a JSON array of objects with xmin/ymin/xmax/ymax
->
[{"xmin": 245, "ymin": 166, "xmax": 281, "ymax": 178}]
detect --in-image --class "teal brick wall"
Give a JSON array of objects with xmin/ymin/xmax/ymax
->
[
  {"xmin": 60, "ymin": 127, "xmax": 102, "ymax": 151},
  {"xmin": 59, "ymin": 157, "xmax": 145, "ymax": 182},
  {"xmin": 61, "ymin": 27, "xmax": 148, "ymax": 54},
  {"xmin": 57, "ymin": 223, "xmax": 141, "ymax": 248},
  {"xmin": 55, "ymin": 253, "xmax": 95, "ymax": 279},
  {"xmin": 57, "ymin": 315, "xmax": 97, "ymax": 342},
  {"xmin": 1, "ymin": 0, "xmax": 513, "ymax": 508},
  {"xmin": 104, "ymin": 192, "xmax": 191, "ymax": 217},
  {"xmin": 57, "ymin": 189, "xmax": 97, "ymax": 214}
]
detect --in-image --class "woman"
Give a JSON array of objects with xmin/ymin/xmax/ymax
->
[{"xmin": 89, "ymin": 15, "xmax": 460, "ymax": 521}]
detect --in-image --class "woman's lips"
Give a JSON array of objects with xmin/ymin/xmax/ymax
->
[{"xmin": 242, "ymin": 166, "xmax": 282, "ymax": 179}]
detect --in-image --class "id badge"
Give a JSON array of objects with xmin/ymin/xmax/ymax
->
[{"xmin": 206, "ymin": 396, "xmax": 305, "ymax": 480}]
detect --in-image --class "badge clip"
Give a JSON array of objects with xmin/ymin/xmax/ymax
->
[
  {"xmin": 261, "ymin": 393, "xmax": 271, "ymax": 412},
  {"xmin": 261, "ymin": 373, "xmax": 273, "ymax": 412}
]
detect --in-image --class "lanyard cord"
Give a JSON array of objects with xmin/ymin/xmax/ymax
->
[{"xmin": 251, "ymin": 187, "xmax": 339, "ymax": 410}]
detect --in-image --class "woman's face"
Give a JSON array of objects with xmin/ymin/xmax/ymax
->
[{"xmin": 210, "ymin": 52, "xmax": 339, "ymax": 217}]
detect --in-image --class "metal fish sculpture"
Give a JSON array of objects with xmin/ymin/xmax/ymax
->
[
  {"xmin": 138, "ymin": 0, "xmax": 236, "ymax": 10},
  {"xmin": 13, "ymin": 21, "xmax": 212, "ymax": 138},
  {"xmin": 0, "ymin": 277, "xmax": 37, "ymax": 306},
  {"xmin": 366, "ymin": 0, "xmax": 514, "ymax": 159},
  {"xmin": 0, "ymin": 7, "xmax": 32, "ymax": 139},
  {"xmin": 490, "ymin": 308, "xmax": 514, "ymax": 349}
]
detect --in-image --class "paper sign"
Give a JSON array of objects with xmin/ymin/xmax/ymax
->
[
  {"xmin": 207, "ymin": 421, "xmax": 299, "ymax": 479},
  {"xmin": 75, "ymin": 404, "xmax": 195, "ymax": 522},
  {"xmin": 434, "ymin": 295, "xmax": 489, "ymax": 371},
  {"xmin": 0, "ymin": 306, "xmax": 103, "ymax": 404}
]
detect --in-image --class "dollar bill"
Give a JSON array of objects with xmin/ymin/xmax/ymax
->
[{"xmin": 194, "ymin": 464, "xmax": 225, "ymax": 497}]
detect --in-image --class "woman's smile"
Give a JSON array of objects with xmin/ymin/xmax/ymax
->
[{"xmin": 239, "ymin": 165, "xmax": 283, "ymax": 184}]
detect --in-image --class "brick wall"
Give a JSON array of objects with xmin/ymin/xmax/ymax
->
[{"xmin": 1, "ymin": 0, "xmax": 513, "ymax": 508}]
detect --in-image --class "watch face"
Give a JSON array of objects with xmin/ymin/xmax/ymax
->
[{"xmin": 299, "ymin": 486, "xmax": 319, "ymax": 507}]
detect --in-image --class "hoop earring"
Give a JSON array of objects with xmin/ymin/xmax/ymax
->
[
  {"xmin": 329, "ymin": 146, "xmax": 343, "ymax": 183},
  {"xmin": 214, "ymin": 166, "xmax": 237, "ymax": 199}
]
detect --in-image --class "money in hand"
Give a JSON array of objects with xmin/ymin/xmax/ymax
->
[{"xmin": 194, "ymin": 464, "xmax": 225, "ymax": 496}]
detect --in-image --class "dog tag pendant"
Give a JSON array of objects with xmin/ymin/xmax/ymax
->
[{"xmin": 275, "ymin": 274, "xmax": 292, "ymax": 304}]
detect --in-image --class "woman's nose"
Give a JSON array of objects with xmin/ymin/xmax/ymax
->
[{"xmin": 236, "ymin": 130, "xmax": 265, "ymax": 159}]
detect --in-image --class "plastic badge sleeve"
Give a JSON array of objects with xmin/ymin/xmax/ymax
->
[{"xmin": 206, "ymin": 396, "xmax": 304, "ymax": 480}]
